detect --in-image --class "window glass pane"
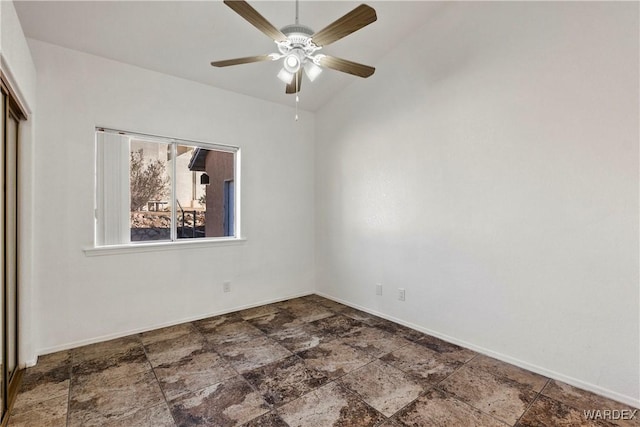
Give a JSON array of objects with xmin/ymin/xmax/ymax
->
[
  {"xmin": 179, "ymin": 146, "xmax": 235, "ymax": 238},
  {"xmin": 129, "ymin": 139, "xmax": 172, "ymax": 242},
  {"xmin": 224, "ymin": 180, "xmax": 235, "ymax": 237},
  {"xmin": 175, "ymin": 144, "xmax": 206, "ymax": 239}
]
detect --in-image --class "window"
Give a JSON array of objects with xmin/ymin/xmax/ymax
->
[{"xmin": 94, "ymin": 128, "xmax": 240, "ymax": 247}]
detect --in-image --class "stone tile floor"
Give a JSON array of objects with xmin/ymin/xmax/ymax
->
[{"xmin": 8, "ymin": 295, "xmax": 639, "ymax": 426}]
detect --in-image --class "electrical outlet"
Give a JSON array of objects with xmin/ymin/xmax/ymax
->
[
  {"xmin": 223, "ymin": 281, "xmax": 231, "ymax": 293},
  {"xmin": 398, "ymin": 288, "xmax": 405, "ymax": 301},
  {"xmin": 376, "ymin": 283, "xmax": 383, "ymax": 296}
]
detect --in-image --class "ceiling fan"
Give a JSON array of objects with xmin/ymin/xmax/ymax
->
[{"xmin": 211, "ymin": 0, "xmax": 377, "ymax": 94}]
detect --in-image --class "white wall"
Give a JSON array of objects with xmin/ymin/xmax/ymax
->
[
  {"xmin": 28, "ymin": 39, "xmax": 315, "ymax": 359},
  {"xmin": 1, "ymin": 0, "xmax": 37, "ymax": 367},
  {"xmin": 315, "ymin": 2, "xmax": 639, "ymax": 406}
]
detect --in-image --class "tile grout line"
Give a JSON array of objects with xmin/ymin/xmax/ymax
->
[
  {"xmin": 232, "ymin": 304, "xmax": 373, "ymax": 424},
  {"xmin": 430, "ymin": 351, "xmax": 477, "ymax": 389},
  {"xmin": 529, "ymin": 379, "xmax": 625, "ymax": 425},
  {"xmin": 432, "ymin": 354, "xmax": 549, "ymax": 426},
  {"xmin": 273, "ymin": 312, "xmax": 434, "ymax": 424},
  {"xmin": 376, "ymin": 344, "xmax": 509, "ymax": 424},
  {"xmin": 148, "ymin": 320, "xmax": 276, "ymax": 423},
  {"xmin": 236, "ymin": 309, "xmax": 335, "ymax": 425},
  {"xmin": 202, "ymin": 317, "xmax": 281, "ymax": 423},
  {"xmin": 434, "ymin": 385, "xmax": 512, "ymax": 426},
  {"xmin": 126, "ymin": 335, "xmax": 172, "ymax": 422},
  {"xmin": 433, "ymin": 353, "xmax": 549, "ymax": 426},
  {"xmin": 66, "ymin": 352, "xmax": 74, "ymax": 427},
  {"xmin": 512, "ymin": 378, "xmax": 551, "ymax": 426},
  {"xmin": 336, "ymin": 380, "xmax": 389, "ymax": 424},
  {"xmin": 315, "ymin": 319, "xmax": 465, "ymax": 423},
  {"xmin": 372, "ymin": 350, "xmax": 435, "ymax": 419},
  {"xmin": 141, "ymin": 335, "xmax": 179, "ymax": 427},
  {"xmin": 375, "ymin": 349, "xmax": 481, "ymax": 423}
]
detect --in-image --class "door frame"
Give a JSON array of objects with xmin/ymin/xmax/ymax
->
[{"xmin": 0, "ymin": 71, "xmax": 26, "ymax": 426}]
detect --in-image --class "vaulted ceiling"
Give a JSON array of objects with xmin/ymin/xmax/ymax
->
[{"xmin": 15, "ymin": 1, "xmax": 441, "ymax": 111}]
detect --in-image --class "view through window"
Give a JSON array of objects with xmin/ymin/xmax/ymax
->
[{"xmin": 95, "ymin": 130, "xmax": 238, "ymax": 246}]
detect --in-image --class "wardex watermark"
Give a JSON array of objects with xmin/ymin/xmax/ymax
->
[{"xmin": 583, "ymin": 409, "xmax": 638, "ymax": 421}]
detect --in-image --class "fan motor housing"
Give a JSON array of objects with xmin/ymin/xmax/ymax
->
[{"xmin": 280, "ymin": 24, "xmax": 314, "ymax": 45}]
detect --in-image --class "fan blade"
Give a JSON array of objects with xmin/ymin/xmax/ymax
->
[
  {"xmin": 318, "ymin": 56, "xmax": 375, "ymax": 78},
  {"xmin": 211, "ymin": 55, "xmax": 274, "ymax": 67},
  {"xmin": 224, "ymin": 0, "xmax": 288, "ymax": 42},
  {"xmin": 285, "ymin": 70, "xmax": 303, "ymax": 94},
  {"xmin": 311, "ymin": 4, "xmax": 377, "ymax": 47}
]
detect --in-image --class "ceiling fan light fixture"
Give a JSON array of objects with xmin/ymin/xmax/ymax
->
[
  {"xmin": 277, "ymin": 68, "xmax": 295, "ymax": 84},
  {"xmin": 284, "ymin": 53, "xmax": 301, "ymax": 73},
  {"xmin": 304, "ymin": 61, "xmax": 322, "ymax": 82}
]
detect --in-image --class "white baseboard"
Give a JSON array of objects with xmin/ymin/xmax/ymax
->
[
  {"xmin": 315, "ymin": 292, "xmax": 640, "ymax": 409},
  {"xmin": 33, "ymin": 291, "xmax": 314, "ymax": 359}
]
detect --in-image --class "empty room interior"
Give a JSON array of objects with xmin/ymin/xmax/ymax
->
[{"xmin": 1, "ymin": 0, "xmax": 639, "ymax": 426}]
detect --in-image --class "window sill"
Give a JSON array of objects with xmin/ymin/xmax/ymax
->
[{"xmin": 84, "ymin": 237, "xmax": 246, "ymax": 256}]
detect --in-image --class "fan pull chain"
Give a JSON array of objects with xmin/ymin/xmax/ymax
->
[
  {"xmin": 295, "ymin": 0, "xmax": 300, "ymax": 122},
  {"xmin": 295, "ymin": 74, "xmax": 299, "ymax": 121}
]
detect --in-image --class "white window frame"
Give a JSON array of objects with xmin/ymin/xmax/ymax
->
[{"xmin": 86, "ymin": 128, "xmax": 244, "ymax": 256}]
